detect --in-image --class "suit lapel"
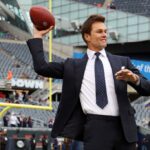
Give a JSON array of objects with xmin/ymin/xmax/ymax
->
[
  {"xmin": 75, "ymin": 54, "xmax": 88, "ymax": 96},
  {"xmin": 107, "ymin": 52, "xmax": 121, "ymax": 92}
]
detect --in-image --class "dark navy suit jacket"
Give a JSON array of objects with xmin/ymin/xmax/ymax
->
[{"xmin": 27, "ymin": 38, "xmax": 150, "ymax": 143}]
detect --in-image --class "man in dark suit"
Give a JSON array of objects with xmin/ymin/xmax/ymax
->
[{"xmin": 27, "ymin": 14, "xmax": 150, "ymax": 150}]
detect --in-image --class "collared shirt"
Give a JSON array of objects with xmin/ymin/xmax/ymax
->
[{"xmin": 79, "ymin": 49, "xmax": 119, "ymax": 116}]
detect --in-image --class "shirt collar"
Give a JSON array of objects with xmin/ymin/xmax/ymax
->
[{"xmin": 87, "ymin": 48, "xmax": 107, "ymax": 60}]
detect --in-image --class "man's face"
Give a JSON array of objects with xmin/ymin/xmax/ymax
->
[{"xmin": 85, "ymin": 22, "xmax": 107, "ymax": 51}]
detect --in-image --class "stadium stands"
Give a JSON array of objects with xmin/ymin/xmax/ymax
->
[
  {"xmin": 132, "ymin": 96, "xmax": 150, "ymax": 129},
  {"xmin": 1, "ymin": 101, "xmax": 59, "ymax": 128},
  {"xmin": 0, "ymin": 41, "xmax": 65, "ymax": 79},
  {"xmin": 74, "ymin": 0, "xmax": 105, "ymax": 6},
  {"xmin": 114, "ymin": 0, "xmax": 150, "ymax": 17},
  {"xmin": 0, "ymin": 32, "xmax": 16, "ymax": 40},
  {"xmin": 0, "ymin": 42, "xmax": 33, "ymax": 65},
  {"xmin": 0, "ymin": 38, "xmax": 63, "ymax": 129},
  {"xmin": 29, "ymin": 89, "xmax": 49, "ymax": 104},
  {"xmin": 0, "ymin": 39, "xmax": 63, "ymax": 129},
  {"xmin": 0, "ymin": 41, "xmax": 37, "ymax": 79},
  {"xmin": 0, "ymin": 103, "xmax": 58, "ymax": 128},
  {"xmin": 72, "ymin": 0, "xmax": 105, "ymax": 6}
]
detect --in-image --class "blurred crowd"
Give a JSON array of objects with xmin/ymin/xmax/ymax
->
[
  {"xmin": 0, "ymin": 90, "xmax": 30, "ymax": 104},
  {"xmin": 3, "ymin": 111, "xmax": 32, "ymax": 128}
]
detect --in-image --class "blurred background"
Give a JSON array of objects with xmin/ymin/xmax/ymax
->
[{"xmin": 0, "ymin": 0, "xmax": 150, "ymax": 149}]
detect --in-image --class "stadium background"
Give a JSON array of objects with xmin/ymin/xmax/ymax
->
[{"xmin": 0, "ymin": 0, "xmax": 150, "ymax": 149}]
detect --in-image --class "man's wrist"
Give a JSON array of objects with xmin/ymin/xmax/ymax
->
[
  {"xmin": 33, "ymin": 34, "xmax": 42, "ymax": 38},
  {"xmin": 132, "ymin": 74, "xmax": 140, "ymax": 85}
]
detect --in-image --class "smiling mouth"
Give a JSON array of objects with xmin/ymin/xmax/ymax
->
[{"xmin": 101, "ymin": 39, "xmax": 106, "ymax": 42}]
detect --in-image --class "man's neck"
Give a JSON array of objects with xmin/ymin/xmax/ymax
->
[{"xmin": 87, "ymin": 46, "xmax": 103, "ymax": 52}]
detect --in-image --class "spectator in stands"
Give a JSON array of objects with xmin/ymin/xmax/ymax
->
[
  {"xmin": 22, "ymin": 117, "xmax": 28, "ymax": 127},
  {"xmin": 6, "ymin": 70, "xmax": 13, "ymax": 80},
  {"xmin": 30, "ymin": 134, "xmax": 36, "ymax": 150},
  {"xmin": 15, "ymin": 91, "xmax": 19, "ymax": 100},
  {"xmin": 9, "ymin": 112, "xmax": 19, "ymax": 127},
  {"xmin": 13, "ymin": 62, "xmax": 20, "ymax": 68},
  {"xmin": 27, "ymin": 14, "xmax": 150, "ymax": 150},
  {"xmin": 8, "ymin": 93, "xmax": 12, "ymax": 103},
  {"xmin": 17, "ymin": 113, "xmax": 23, "ymax": 127},
  {"xmin": 48, "ymin": 118, "xmax": 53, "ymax": 128},
  {"xmin": 18, "ymin": 91, "xmax": 23, "ymax": 102},
  {"xmin": 3, "ymin": 112, "xmax": 10, "ymax": 127},
  {"xmin": 5, "ymin": 99, "xmax": 11, "ymax": 103},
  {"xmin": 28, "ymin": 95, "xmax": 34, "ymax": 102},
  {"xmin": 38, "ymin": 98, "xmax": 42, "ymax": 103},
  {"xmin": 23, "ymin": 91, "xmax": 29, "ymax": 102},
  {"xmin": 0, "ymin": 92, "xmax": 6, "ymax": 99},
  {"xmin": 27, "ymin": 116, "xmax": 33, "ymax": 128},
  {"xmin": 21, "ymin": 72, "xmax": 29, "ymax": 79},
  {"xmin": 109, "ymin": 2, "xmax": 116, "ymax": 9},
  {"xmin": 42, "ymin": 135, "xmax": 48, "ymax": 150}
]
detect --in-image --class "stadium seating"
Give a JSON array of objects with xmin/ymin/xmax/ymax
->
[
  {"xmin": 1, "ymin": 102, "xmax": 59, "ymax": 128},
  {"xmin": 114, "ymin": 0, "xmax": 150, "ymax": 17},
  {"xmin": 72, "ymin": 0, "xmax": 150, "ymax": 17},
  {"xmin": 0, "ymin": 32, "xmax": 16, "ymax": 40},
  {"xmin": 0, "ymin": 42, "xmax": 37, "ymax": 79},
  {"xmin": 72, "ymin": 0, "xmax": 105, "ymax": 6},
  {"xmin": 0, "ymin": 41, "xmax": 65, "ymax": 79},
  {"xmin": 132, "ymin": 96, "xmax": 150, "ymax": 129},
  {"xmin": 29, "ymin": 89, "xmax": 49, "ymax": 104},
  {"xmin": 0, "ymin": 39, "xmax": 64, "ymax": 128},
  {"xmin": 0, "ymin": 42, "xmax": 33, "ymax": 65}
]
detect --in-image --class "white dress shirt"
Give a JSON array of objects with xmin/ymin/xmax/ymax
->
[{"xmin": 79, "ymin": 49, "xmax": 119, "ymax": 116}]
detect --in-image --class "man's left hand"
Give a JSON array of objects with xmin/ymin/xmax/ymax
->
[{"xmin": 115, "ymin": 69, "xmax": 139, "ymax": 84}]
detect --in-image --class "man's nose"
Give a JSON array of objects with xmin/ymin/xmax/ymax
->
[{"xmin": 102, "ymin": 32, "xmax": 107, "ymax": 37}]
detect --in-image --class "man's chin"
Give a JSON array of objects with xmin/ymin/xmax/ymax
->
[{"xmin": 100, "ymin": 44, "xmax": 107, "ymax": 49}]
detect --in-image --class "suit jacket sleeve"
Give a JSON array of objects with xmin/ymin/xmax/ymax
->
[
  {"xmin": 127, "ymin": 57, "xmax": 150, "ymax": 96},
  {"xmin": 27, "ymin": 38, "xmax": 64, "ymax": 79}
]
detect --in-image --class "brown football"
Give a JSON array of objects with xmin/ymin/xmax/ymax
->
[{"xmin": 30, "ymin": 6, "xmax": 55, "ymax": 30}]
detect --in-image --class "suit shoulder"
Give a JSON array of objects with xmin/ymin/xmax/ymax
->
[
  {"xmin": 65, "ymin": 57, "xmax": 82, "ymax": 63},
  {"xmin": 108, "ymin": 53, "xmax": 130, "ymax": 61},
  {"xmin": 63, "ymin": 58, "xmax": 77, "ymax": 66}
]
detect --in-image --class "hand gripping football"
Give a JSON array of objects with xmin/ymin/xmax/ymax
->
[{"xmin": 30, "ymin": 6, "xmax": 55, "ymax": 30}]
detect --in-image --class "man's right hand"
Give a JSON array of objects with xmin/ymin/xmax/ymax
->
[{"xmin": 33, "ymin": 26, "xmax": 54, "ymax": 38}]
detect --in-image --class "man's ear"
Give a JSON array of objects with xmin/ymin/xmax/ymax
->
[{"xmin": 84, "ymin": 33, "xmax": 90, "ymax": 43}]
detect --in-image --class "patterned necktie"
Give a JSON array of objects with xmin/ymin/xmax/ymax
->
[{"xmin": 95, "ymin": 52, "xmax": 108, "ymax": 109}]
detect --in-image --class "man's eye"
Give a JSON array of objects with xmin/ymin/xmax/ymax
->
[
  {"xmin": 97, "ymin": 30, "xmax": 107, "ymax": 33},
  {"xmin": 97, "ymin": 31, "xmax": 102, "ymax": 33}
]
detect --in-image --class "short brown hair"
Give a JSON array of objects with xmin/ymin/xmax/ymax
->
[{"xmin": 81, "ymin": 14, "xmax": 105, "ymax": 43}]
